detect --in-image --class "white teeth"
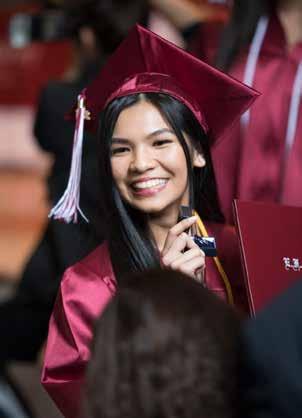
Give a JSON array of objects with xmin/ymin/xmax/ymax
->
[{"xmin": 133, "ymin": 179, "xmax": 167, "ymax": 189}]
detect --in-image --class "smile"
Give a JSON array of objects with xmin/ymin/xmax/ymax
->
[
  {"xmin": 132, "ymin": 178, "xmax": 168, "ymax": 189},
  {"xmin": 131, "ymin": 178, "xmax": 168, "ymax": 196}
]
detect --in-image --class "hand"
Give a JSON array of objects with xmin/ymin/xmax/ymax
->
[{"xmin": 161, "ymin": 216, "xmax": 205, "ymax": 283}]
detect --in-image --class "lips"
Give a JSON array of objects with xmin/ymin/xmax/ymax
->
[{"xmin": 131, "ymin": 178, "xmax": 168, "ymax": 196}]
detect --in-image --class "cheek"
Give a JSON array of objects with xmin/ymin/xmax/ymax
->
[
  {"xmin": 165, "ymin": 147, "xmax": 188, "ymax": 177},
  {"xmin": 111, "ymin": 159, "xmax": 126, "ymax": 184}
]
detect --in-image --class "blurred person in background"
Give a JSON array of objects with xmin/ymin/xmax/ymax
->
[
  {"xmin": 0, "ymin": 0, "xmax": 149, "ymax": 397},
  {"xmin": 151, "ymin": 0, "xmax": 302, "ymax": 223},
  {"xmin": 241, "ymin": 279, "xmax": 302, "ymax": 418},
  {"xmin": 149, "ymin": 0, "xmax": 230, "ymax": 61},
  {"xmin": 84, "ymin": 269, "xmax": 241, "ymax": 418}
]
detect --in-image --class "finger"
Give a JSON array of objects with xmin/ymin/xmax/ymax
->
[
  {"xmin": 161, "ymin": 232, "xmax": 190, "ymax": 265},
  {"xmin": 169, "ymin": 247, "xmax": 203, "ymax": 269},
  {"xmin": 170, "ymin": 216, "xmax": 197, "ymax": 236},
  {"xmin": 194, "ymin": 267, "xmax": 205, "ymax": 285},
  {"xmin": 184, "ymin": 235, "xmax": 206, "ymax": 252},
  {"xmin": 162, "ymin": 216, "xmax": 197, "ymax": 255},
  {"xmin": 167, "ymin": 234, "xmax": 205, "ymax": 264},
  {"xmin": 162, "ymin": 235, "xmax": 204, "ymax": 266},
  {"xmin": 179, "ymin": 256, "xmax": 206, "ymax": 280}
]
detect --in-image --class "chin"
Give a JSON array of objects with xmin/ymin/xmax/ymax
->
[
  {"xmin": 132, "ymin": 200, "xmax": 180, "ymax": 217},
  {"xmin": 133, "ymin": 204, "xmax": 167, "ymax": 214},
  {"xmin": 123, "ymin": 192, "xmax": 186, "ymax": 216}
]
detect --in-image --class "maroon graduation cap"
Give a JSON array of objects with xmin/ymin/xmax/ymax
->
[{"xmin": 50, "ymin": 24, "xmax": 259, "ymax": 223}]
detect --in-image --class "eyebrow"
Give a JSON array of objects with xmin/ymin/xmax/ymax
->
[
  {"xmin": 111, "ymin": 128, "xmax": 175, "ymax": 144},
  {"xmin": 146, "ymin": 128, "xmax": 175, "ymax": 138},
  {"xmin": 111, "ymin": 138, "xmax": 130, "ymax": 145}
]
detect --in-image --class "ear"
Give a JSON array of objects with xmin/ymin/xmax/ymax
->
[{"xmin": 193, "ymin": 149, "xmax": 206, "ymax": 168}]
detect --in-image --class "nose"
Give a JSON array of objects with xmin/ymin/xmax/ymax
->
[{"xmin": 129, "ymin": 146, "xmax": 155, "ymax": 173}]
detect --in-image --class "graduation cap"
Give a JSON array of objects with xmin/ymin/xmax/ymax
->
[{"xmin": 50, "ymin": 24, "xmax": 259, "ymax": 223}]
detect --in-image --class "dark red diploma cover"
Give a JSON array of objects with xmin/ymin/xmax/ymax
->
[{"xmin": 234, "ymin": 200, "xmax": 302, "ymax": 315}]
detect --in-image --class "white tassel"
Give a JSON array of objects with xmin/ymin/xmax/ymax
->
[{"xmin": 49, "ymin": 93, "xmax": 89, "ymax": 223}]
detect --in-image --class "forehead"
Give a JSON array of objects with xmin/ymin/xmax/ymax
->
[{"xmin": 112, "ymin": 100, "xmax": 172, "ymax": 138}]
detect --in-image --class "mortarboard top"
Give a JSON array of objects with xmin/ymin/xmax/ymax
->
[
  {"xmin": 72, "ymin": 24, "xmax": 259, "ymax": 143},
  {"xmin": 51, "ymin": 24, "xmax": 259, "ymax": 223}
]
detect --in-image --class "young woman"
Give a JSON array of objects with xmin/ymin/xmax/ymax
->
[
  {"xmin": 85, "ymin": 269, "xmax": 241, "ymax": 418},
  {"xmin": 41, "ymin": 25, "xmax": 257, "ymax": 418}
]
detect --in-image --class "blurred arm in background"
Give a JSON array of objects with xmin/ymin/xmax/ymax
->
[{"xmin": 150, "ymin": 0, "xmax": 215, "ymax": 31}]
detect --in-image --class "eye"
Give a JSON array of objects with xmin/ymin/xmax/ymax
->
[
  {"xmin": 153, "ymin": 139, "xmax": 173, "ymax": 147},
  {"xmin": 111, "ymin": 146, "xmax": 130, "ymax": 156}
]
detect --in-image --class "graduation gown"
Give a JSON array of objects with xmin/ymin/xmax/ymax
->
[
  {"xmin": 193, "ymin": 16, "xmax": 302, "ymax": 222},
  {"xmin": 41, "ymin": 223, "xmax": 247, "ymax": 418}
]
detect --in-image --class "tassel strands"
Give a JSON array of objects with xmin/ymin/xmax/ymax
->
[{"xmin": 49, "ymin": 92, "xmax": 90, "ymax": 223}]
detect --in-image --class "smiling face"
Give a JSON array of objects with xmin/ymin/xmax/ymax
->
[{"xmin": 110, "ymin": 98, "xmax": 205, "ymax": 221}]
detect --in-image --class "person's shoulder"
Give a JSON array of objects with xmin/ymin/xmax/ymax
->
[
  {"xmin": 204, "ymin": 221, "xmax": 245, "ymax": 297},
  {"xmin": 204, "ymin": 221, "xmax": 236, "ymax": 242},
  {"xmin": 41, "ymin": 79, "xmax": 75, "ymax": 95},
  {"xmin": 38, "ymin": 79, "xmax": 79, "ymax": 109},
  {"xmin": 247, "ymin": 280, "xmax": 302, "ymax": 331},
  {"xmin": 241, "ymin": 281, "xmax": 302, "ymax": 417},
  {"xmin": 204, "ymin": 221, "xmax": 242, "ymax": 272},
  {"xmin": 62, "ymin": 242, "xmax": 116, "ymax": 291}
]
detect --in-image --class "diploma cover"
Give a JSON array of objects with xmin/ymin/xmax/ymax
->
[{"xmin": 233, "ymin": 200, "xmax": 302, "ymax": 315}]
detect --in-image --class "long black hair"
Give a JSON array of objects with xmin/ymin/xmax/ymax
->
[
  {"xmin": 215, "ymin": 0, "xmax": 276, "ymax": 71},
  {"xmin": 97, "ymin": 93, "xmax": 224, "ymax": 278}
]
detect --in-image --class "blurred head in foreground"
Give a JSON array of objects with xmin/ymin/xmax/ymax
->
[{"xmin": 85, "ymin": 269, "xmax": 241, "ymax": 418}]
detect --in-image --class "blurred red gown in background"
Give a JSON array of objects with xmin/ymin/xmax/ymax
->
[{"xmin": 192, "ymin": 14, "xmax": 302, "ymax": 222}]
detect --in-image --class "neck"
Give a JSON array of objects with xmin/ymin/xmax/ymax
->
[
  {"xmin": 278, "ymin": 0, "xmax": 302, "ymax": 47},
  {"xmin": 148, "ymin": 207, "xmax": 180, "ymax": 252}
]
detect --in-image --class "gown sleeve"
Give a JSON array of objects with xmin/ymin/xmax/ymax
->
[{"xmin": 41, "ymin": 258, "xmax": 116, "ymax": 418}]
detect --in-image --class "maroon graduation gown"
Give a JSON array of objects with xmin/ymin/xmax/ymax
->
[{"xmin": 41, "ymin": 223, "xmax": 247, "ymax": 418}]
